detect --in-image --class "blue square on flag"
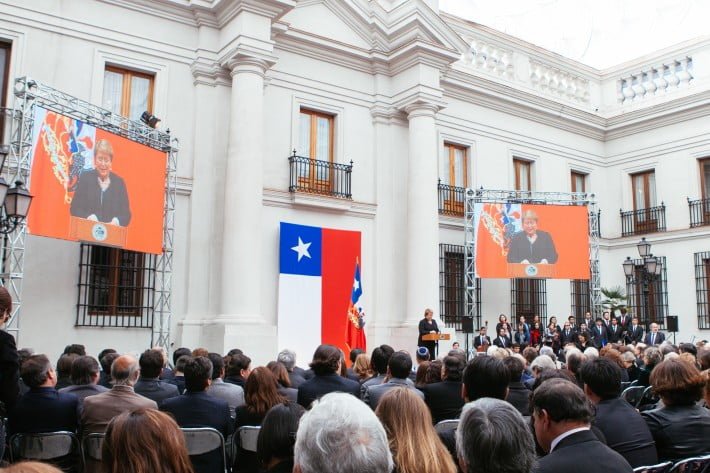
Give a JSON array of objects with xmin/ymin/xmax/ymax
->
[{"xmin": 279, "ymin": 222, "xmax": 322, "ymax": 276}]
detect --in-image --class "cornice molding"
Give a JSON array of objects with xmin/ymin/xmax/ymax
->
[{"xmin": 263, "ymin": 188, "xmax": 377, "ymax": 219}]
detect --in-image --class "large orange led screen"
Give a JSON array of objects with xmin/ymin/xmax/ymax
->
[
  {"xmin": 474, "ymin": 203, "xmax": 590, "ymax": 279},
  {"xmin": 27, "ymin": 107, "xmax": 167, "ymax": 254}
]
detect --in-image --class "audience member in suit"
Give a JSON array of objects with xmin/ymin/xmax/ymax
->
[
  {"xmin": 297, "ymin": 344, "xmax": 360, "ymax": 409},
  {"xmin": 81, "ymin": 355, "xmax": 157, "ymax": 435},
  {"xmin": 360, "ymin": 344, "xmax": 394, "ymax": 398},
  {"xmin": 224, "ymin": 353, "xmax": 251, "ymax": 389},
  {"xmin": 364, "ymin": 351, "xmax": 423, "ymax": 410},
  {"xmin": 643, "ymin": 323, "xmax": 666, "ymax": 346},
  {"xmin": 0, "ymin": 287, "xmax": 20, "ymax": 412},
  {"xmin": 591, "ymin": 319, "xmax": 608, "ymax": 349},
  {"xmin": 59, "ymin": 355, "xmax": 109, "ymax": 406},
  {"xmin": 206, "ymin": 352, "xmax": 244, "ymax": 418},
  {"xmin": 503, "ymin": 356, "xmax": 531, "ymax": 416},
  {"xmin": 150, "ymin": 345, "xmax": 174, "ymax": 381},
  {"xmin": 531, "ymin": 379, "xmax": 633, "ymax": 473},
  {"xmin": 161, "ymin": 356, "xmax": 234, "ymax": 473},
  {"xmin": 580, "ymin": 358, "xmax": 657, "ymax": 467},
  {"xmin": 8, "ymin": 354, "xmax": 79, "ymax": 435},
  {"xmin": 456, "ymin": 398, "xmax": 535, "ymax": 473},
  {"xmin": 98, "ymin": 351, "xmax": 119, "ymax": 389},
  {"xmin": 267, "ymin": 361, "xmax": 298, "ymax": 403},
  {"xmin": 493, "ymin": 328, "xmax": 511, "ymax": 348},
  {"xmin": 167, "ymin": 355, "xmax": 189, "ymax": 395},
  {"xmin": 641, "ymin": 358, "xmax": 710, "ymax": 461},
  {"xmin": 607, "ymin": 318, "xmax": 623, "ymax": 343},
  {"xmin": 559, "ymin": 321, "xmax": 576, "ymax": 345},
  {"xmin": 278, "ymin": 349, "xmax": 305, "ymax": 389},
  {"xmin": 473, "ymin": 326, "xmax": 491, "ymax": 350},
  {"xmin": 133, "ymin": 348, "xmax": 180, "ymax": 404},
  {"xmin": 420, "ymin": 355, "xmax": 465, "ymax": 424},
  {"xmin": 256, "ymin": 402, "xmax": 305, "ymax": 473},
  {"xmin": 54, "ymin": 353, "xmax": 78, "ymax": 390},
  {"xmin": 625, "ymin": 318, "xmax": 645, "ymax": 344},
  {"xmin": 234, "ymin": 366, "xmax": 287, "ymax": 428}
]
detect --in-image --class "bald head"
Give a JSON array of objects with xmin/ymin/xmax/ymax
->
[{"xmin": 111, "ymin": 355, "xmax": 140, "ymax": 386}]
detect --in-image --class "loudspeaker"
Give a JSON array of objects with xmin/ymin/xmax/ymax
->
[
  {"xmin": 666, "ymin": 315, "xmax": 678, "ymax": 333},
  {"xmin": 462, "ymin": 317, "xmax": 474, "ymax": 334}
]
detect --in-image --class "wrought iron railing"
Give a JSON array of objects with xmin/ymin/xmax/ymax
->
[
  {"xmin": 688, "ymin": 197, "xmax": 710, "ymax": 228},
  {"xmin": 620, "ymin": 204, "xmax": 666, "ymax": 237},
  {"xmin": 288, "ymin": 152, "xmax": 352, "ymax": 199},
  {"xmin": 438, "ymin": 181, "xmax": 466, "ymax": 216}
]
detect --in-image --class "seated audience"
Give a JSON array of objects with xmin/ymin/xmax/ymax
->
[
  {"xmin": 463, "ymin": 355, "xmax": 509, "ymax": 402},
  {"xmin": 277, "ymin": 349, "xmax": 305, "ymax": 388},
  {"xmin": 63, "ymin": 344, "xmax": 86, "ymax": 357},
  {"xmin": 81, "ymin": 355, "xmax": 157, "ymax": 435},
  {"xmin": 424, "ymin": 359, "xmax": 443, "ymax": 384},
  {"xmin": 641, "ymin": 358, "xmax": 710, "ymax": 460},
  {"xmin": 621, "ymin": 351, "xmax": 640, "ymax": 382},
  {"xmin": 225, "ymin": 353, "xmax": 252, "ymax": 389},
  {"xmin": 637, "ymin": 346, "xmax": 662, "ymax": 387},
  {"xmin": 134, "ymin": 348, "xmax": 180, "ymax": 404},
  {"xmin": 414, "ymin": 360, "xmax": 430, "ymax": 387},
  {"xmin": 98, "ymin": 350, "xmax": 118, "ymax": 389},
  {"xmin": 579, "ymin": 358, "xmax": 657, "ymax": 467},
  {"xmin": 375, "ymin": 387, "xmax": 457, "ymax": 473},
  {"xmin": 167, "ymin": 355, "xmax": 189, "ymax": 394},
  {"xmin": 206, "ymin": 352, "xmax": 244, "ymax": 418},
  {"xmin": 102, "ymin": 408, "xmax": 193, "ymax": 473},
  {"xmin": 256, "ymin": 402, "xmax": 305, "ymax": 473},
  {"xmin": 267, "ymin": 361, "xmax": 298, "ymax": 403},
  {"xmin": 346, "ymin": 348, "xmax": 364, "ymax": 381},
  {"xmin": 235, "ymin": 366, "xmax": 287, "ymax": 427},
  {"xmin": 294, "ymin": 392, "xmax": 393, "ymax": 473},
  {"xmin": 531, "ymin": 379, "xmax": 633, "ymax": 473},
  {"xmin": 503, "ymin": 355, "xmax": 530, "ymax": 416},
  {"xmin": 364, "ymin": 351, "xmax": 423, "ymax": 409},
  {"xmin": 54, "ymin": 353, "xmax": 78, "ymax": 390},
  {"xmin": 456, "ymin": 398, "xmax": 535, "ymax": 473},
  {"xmin": 360, "ymin": 345, "xmax": 394, "ymax": 397},
  {"xmin": 420, "ymin": 355, "xmax": 465, "ymax": 423},
  {"xmin": 58, "ymin": 355, "xmax": 109, "ymax": 406},
  {"xmin": 297, "ymin": 345, "xmax": 360, "ymax": 409},
  {"xmin": 153, "ymin": 345, "xmax": 174, "ymax": 380},
  {"xmin": 8, "ymin": 354, "xmax": 78, "ymax": 435},
  {"xmin": 353, "ymin": 353, "xmax": 373, "ymax": 382}
]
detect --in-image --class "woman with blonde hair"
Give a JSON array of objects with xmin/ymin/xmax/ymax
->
[
  {"xmin": 375, "ymin": 387, "xmax": 457, "ymax": 473},
  {"xmin": 353, "ymin": 353, "xmax": 373, "ymax": 382}
]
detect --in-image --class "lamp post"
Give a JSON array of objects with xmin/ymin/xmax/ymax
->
[
  {"xmin": 0, "ymin": 145, "xmax": 33, "ymax": 234},
  {"xmin": 622, "ymin": 237, "xmax": 662, "ymax": 329}
]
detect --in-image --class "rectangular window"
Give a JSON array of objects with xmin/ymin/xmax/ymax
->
[
  {"xmin": 297, "ymin": 108, "xmax": 334, "ymax": 192},
  {"xmin": 695, "ymin": 252, "xmax": 710, "ymax": 329},
  {"xmin": 625, "ymin": 256, "xmax": 668, "ymax": 328},
  {"xmin": 0, "ymin": 42, "xmax": 11, "ymax": 143},
  {"xmin": 439, "ymin": 244, "xmax": 481, "ymax": 332},
  {"xmin": 631, "ymin": 170, "xmax": 657, "ymax": 211},
  {"xmin": 571, "ymin": 171, "xmax": 586, "ymax": 193},
  {"xmin": 102, "ymin": 66, "xmax": 154, "ymax": 121},
  {"xmin": 700, "ymin": 159, "xmax": 710, "ymax": 200},
  {"xmin": 511, "ymin": 279, "xmax": 547, "ymax": 323},
  {"xmin": 570, "ymin": 279, "xmax": 590, "ymax": 319},
  {"xmin": 438, "ymin": 144, "xmax": 468, "ymax": 215},
  {"xmin": 514, "ymin": 159, "xmax": 532, "ymax": 191}
]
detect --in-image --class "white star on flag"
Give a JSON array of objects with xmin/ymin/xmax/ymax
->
[
  {"xmin": 291, "ymin": 237, "xmax": 312, "ymax": 262},
  {"xmin": 353, "ymin": 279, "xmax": 360, "ymax": 291}
]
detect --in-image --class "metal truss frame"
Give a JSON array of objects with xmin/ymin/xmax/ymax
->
[
  {"xmin": 464, "ymin": 189, "xmax": 601, "ymax": 353},
  {"xmin": 3, "ymin": 77, "xmax": 177, "ymax": 348}
]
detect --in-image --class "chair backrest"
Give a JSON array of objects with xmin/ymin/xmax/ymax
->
[
  {"xmin": 633, "ymin": 461, "xmax": 673, "ymax": 473},
  {"xmin": 237, "ymin": 426, "xmax": 261, "ymax": 453},
  {"xmin": 670, "ymin": 455, "xmax": 710, "ymax": 473},
  {"xmin": 434, "ymin": 419, "xmax": 459, "ymax": 434},
  {"xmin": 621, "ymin": 386, "xmax": 646, "ymax": 406},
  {"xmin": 181, "ymin": 427, "xmax": 226, "ymax": 456},
  {"xmin": 9, "ymin": 431, "xmax": 80, "ymax": 462},
  {"xmin": 638, "ymin": 385, "xmax": 660, "ymax": 408},
  {"xmin": 82, "ymin": 432, "xmax": 105, "ymax": 463}
]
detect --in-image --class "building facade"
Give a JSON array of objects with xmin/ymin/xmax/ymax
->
[{"xmin": 1, "ymin": 0, "xmax": 709, "ymax": 363}]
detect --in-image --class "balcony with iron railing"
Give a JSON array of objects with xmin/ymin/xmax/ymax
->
[
  {"xmin": 620, "ymin": 203, "xmax": 666, "ymax": 237},
  {"xmin": 688, "ymin": 197, "xmax": 710, "ymax": 228},
  {"xmin": 438, "ymin": 181, "xmax": 466, "ymax": 216},
  {"xmin": 288, "ymin": 151, "xmax": 352, "ymax": 200}
]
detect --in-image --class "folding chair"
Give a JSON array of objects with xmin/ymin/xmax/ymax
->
[
  {"xmin": 232, "ymin": 426, "xmax": 260, "ymax": 473},
  {"xmin": 637, "ymin": 385, "xmax": 660, "ymax": 409},
  {"xmin": 82, "ymin": 432, "xmax": 105, "ymax": 463},
  {"xmin": 669, "ymin": 455, "xmax": 710, "ymax": 473},
  {"xmin": 182, "ymin": 427, "xmax": 228, "ymax": 473},
  {"xmin": 633, "ymin": 461, "xmax": 673, "ymax": 473},
  {"xmin": 621, "ymin": 386, "xmax": 645, "ymax": 406},
  {"xmin": 9, "ymin": 431, "xmax": 81, "ymax": 472},
  {"xmin": 434, "ymin": 419, "xmax": 459, "ymax": 434}
]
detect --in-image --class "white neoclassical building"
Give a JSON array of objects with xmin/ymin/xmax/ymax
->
[{"xmin": 1, "ymin": 0, "xmax": 709, "ymax": 363}]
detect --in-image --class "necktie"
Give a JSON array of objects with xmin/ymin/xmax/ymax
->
[{"xmin": 651, "ymin": 333, "xmax": 655, "ymax": 345}]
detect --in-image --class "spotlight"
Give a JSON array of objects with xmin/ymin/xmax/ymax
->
[{"xmin": 140, "ymin": 111, "xmax": 161, "ymax": 128}]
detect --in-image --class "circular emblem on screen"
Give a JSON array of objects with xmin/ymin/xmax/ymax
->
[
  {"xmin": 92, "ymin": 223, "xmax": 108, "ymax": 242},
  {"xmin": 525, "ymin": 264, "xmax": 538, "ymax": 277}
]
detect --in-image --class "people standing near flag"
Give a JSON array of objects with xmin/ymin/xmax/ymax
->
[{"xmin": 418, "ymin": 309, "xmax": 440, "ymax": 360}]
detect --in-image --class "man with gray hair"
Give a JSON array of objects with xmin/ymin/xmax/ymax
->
[
  {"xmin": 81, "ymin": 354, "xmax": 157, "ymax": 434},
  {"xmin": 456, "ymin": 398, "xmax": 535, "ymax": 473},
  {"xmin": 278, "ymin": 348, "xmax": 305, "ymax": 388},
  {"xmin": 294, "ymin": 392, "xmax": 393, "ymax": 473}
]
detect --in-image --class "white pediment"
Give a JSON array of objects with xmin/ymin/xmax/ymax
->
[{"xmin": 283, "ymin": 2, "xmax": 372, "ymax": 50}]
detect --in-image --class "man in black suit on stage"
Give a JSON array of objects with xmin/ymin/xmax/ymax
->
[
  {"xmin": 420, "ymin": 355, "xmax": 465, "ymax": 424},
  {"xmin": 591, "ymin": 319, "xmax": 608, "ymax": 349},
  {"xmin": 607, "ymin": 318, "xmax": 624, "ymax": 344},
  {"xmin": 643, "ymin": 323, "xmax": 665, "ymax": 346},
  {"xmin": 473, "ymin": 326, "xmax": 491, "ymax": 350},
  {"xmin": 625, "ymin": 317, "xmax": 644, "ymax": 344},
  {"xmin": 531, "ymin": 379, "xmax": 633, "ymax": 473},
  {"xmin": 560, "ymin": 321, "xmax": 576, "ymax": 345},
  {"xmin": 493, "ymin": 328, "xmax": 511, "ymax": 348}
]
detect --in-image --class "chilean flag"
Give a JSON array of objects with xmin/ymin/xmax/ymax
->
[{"xmin": 277, "ymin": 222, "xmax": 362, "ymax": 364}]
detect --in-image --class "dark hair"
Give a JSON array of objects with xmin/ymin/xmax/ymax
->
[
  {"xmin": 309, "ymin": 345, "xmax": 341, "ymax": 376},
  {"xmin": 207, "ymin": 353, "xmax": 224, "ymax": 380},
  {"xmin": 349, "ymin": 348, "xmax": 364, "ymax": 364},
  {"xmin": 502, "ymin": 356, "xmax": 524, "ymax": 382},
  {"xmin": 463, "ymin": 356, "xmax": 509, "ymax": 401},
  {"xmin": 530, "ymin": 379, "xmax": 591, "ymax": 423},
  {"xmin": 21, "ymin": 354, "xmax": 52, "ymax": 388},
  {"xmin": 227, "ymin": 354, "xmax": 252, "ymax": 376},
  {"xmin": 184, "ymin": 356, "xmax": 212, "ymax": 392},
  {"xmin": 256, "ymin": 402, "xmax": 305, "ymax": 469},
  {"xmin": 650, "ymin": 359, "xmax": 705, "ymax": 406},
  {"xmin": 678, "ymin": 343, "xmax": 698, "ymax": 357},
  {"xmin": 63, "ymin": 344, "xmax": 86, "ymax": 357},
  {"xmin": 371, "ymin": 345, "xmax": 395, "ymax": 375},
  {"xmin": 388, "ymin": 352, "xmax": 413, "ymax": 379},
  {"xmin": 175, "ymin": 355, "xmax": 191, "ymax": 374},
  {"xmin": 139, "ymin": 349, "xmax": 165, "ymax": 379},
  {"xmin": 425, "ymin": 360, "xmax": 443, "ymax": 384},
  {"xmin": 699, "ymin": 350, "xmax": 710, "ymax": 371},
  {"xmin": 245, "ymin": 367, "xmax": 286, "ymax": 416},
  {"xmin": 56, "ymin": 353, "xmax": 79, "ymax": 378},
  {"xmin": 100, "ymin": 352, "xmax": 120, "ymax": 376},
  {"xmin": 172, "ymin": 347, "xmax": 191, "ymax": 366},
  {"xmin": 227, "ymin": 348, "xmax": 243, "ymax": 357},
  {"xmin": 98, "ymin": 348, "xmax": 117, "ymax": 363},
  {"xmin": 531, "ymin": 369, "xmax": 577, "ymax": 391},
  {"xmin": 579, "ymin": 358, "xmax": 622, "ymax": 400},
  {"xmin": 71, "ymin": 356, "xmax": 100, "ymax": 385},
  {"xmin": 442, "ymin": 355, "xmax": 464, "ymax": 382}
]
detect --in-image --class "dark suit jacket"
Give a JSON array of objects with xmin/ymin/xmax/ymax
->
[
  {"xmin": 58, "ymin": 384, "xmax": 109, "ymax": 407},
  {"xmin": 420, "ymin": 380, "xmax": 464, "ymax": 424},
  {"xmin": 473, "ymin": 335, "xmax": 491, "ymax": 348},
  {"xmin": 506, "ymin": 381, "xmax": 530, "ymax": 416},
  {"xmin": 506, "ymin": 229, "xmax": 558, "ymax": 263},
  {"xmin": 297, "ymin": 373, "xmax": 360, "ymax": 409},
  {"xmin": 642, "ymin": 404, "xmax": 710, "ymax": 461},
  {"xmin": 536, "ymin": 430, "xmax": 633, "ymax": 473},
  {"xmin": 626, "ymin": 325, "xmax": 644, "ymax": 344},
  {"xmin": 607, "ymin": 324, "xmax": 623, "ymax": 343},
  {"xmin": 8, "ymin": 387, "xmax": 79, "ymax": 435},
  {"xmin": 593, "ymin": 398, "xmax": 658, "ymax": 468},
  {"xmin": 134, "ymin": 377, "xmax": 180, "ymax": 404},
  {"xmin": 591, "ymin": 325, "xmax": 608, "ymax": 348},
  {"xmin": 167, "ymin": 375, "xmax": 186, "ymax": 394},
  {"xmin": 69, "ymin": 170, "xmax": 131, "ymax": 225},
  {"xmin": 0, "ymin": 329, "xmax": 19, "ymax": 410},
  {"xmin": 288, "ymin": 371, "xmax": 306, "ymax": 389},
  {"xmin": 493, "ymin": 336, "xmax": 510, "ymax": 348},
  {"xmin": 560, "ymin": 329, "xmax": 577, "ymax": 345},
  {"xmin": 643, "ymin": 332, "xmax": 665, "ymax": 346}
]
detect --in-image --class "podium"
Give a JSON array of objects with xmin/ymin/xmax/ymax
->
[
  {"xmin": 69, "ymin": 216, "xmax": 127, "ymax": 247},
  {"xmin": 422, "ymin": 333, "xmax": 451, "ymax": 342},
  {"xmin": 506, "ymin": 263, "xmax": 555, "ymax": 278}
]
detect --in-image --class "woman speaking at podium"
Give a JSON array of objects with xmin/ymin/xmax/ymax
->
[
  {"xmin": 418, "ymin": 308, "xmax": 440, "ymax": 359},
  {"xmin": 506, "ymin": 210, "xmax": 557, "ymax": 264}
]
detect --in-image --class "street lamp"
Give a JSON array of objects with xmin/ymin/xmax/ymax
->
[
  {"xmin": 0, "ymin": 145, "xmax": 33, "ymax": 234},
  {"xmin": 623, "ymin": 238, "xmax": 661, "ymax": 329}
]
